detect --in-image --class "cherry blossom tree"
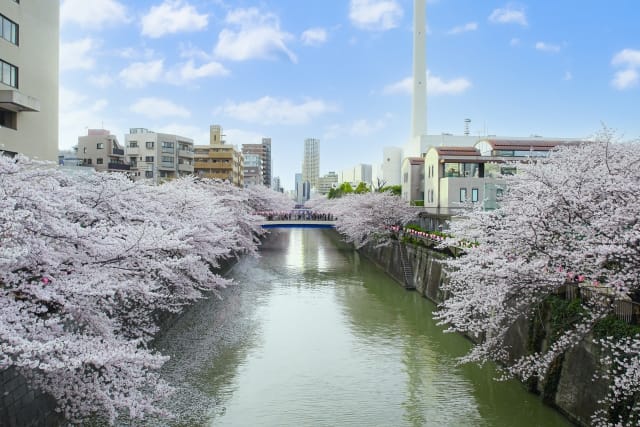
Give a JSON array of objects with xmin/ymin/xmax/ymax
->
[
  {"xmin": 435, "ymin": 129, "xmax": 640, "ymax": 426},
  {"xmin": 0, "ymin": 156, "xmax": 267, "ymax": 423},
  {"xmin": 323, "ymin": 191, "xmax": 418, "ymax": 248}
]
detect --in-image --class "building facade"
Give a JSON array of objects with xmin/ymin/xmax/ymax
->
[
  {"xmin": 243, "ymin": 153, "xmax": 263, "ymax": 187},
  {"xmin": 382, "ymin": 147, "xmax": 403, "ymax": 187},
  {"xmin": 339, "ymin": 164, "xmax": 373, "ymax": 188},
  {"xmin": 302, "ymin": 138, "xmax": 320, "ymax": 189},
  {"xmin": 242, "ymin": 137, "xmax": 271, "ymax": 187},
  {"xmin": 401, "ymin": 157, "xmax": 424, "ymax": 204},
  {"xmin": 317, "ymin": 171, "xmax": 338, "ymax": 195},
  {"xmin": 193, "ymin": 125, "xmax": 244, "ymax": 186},
  {"xmin": 0, "ymin": 0, "xmax": 58, "ymax": 161},
  {"xmin": 125, "ymin": 128, "xmax": 194, "ymax": 183},
  {"xmin": 77, "ymin": 129, "xmax": 129, "ymax": 173}
]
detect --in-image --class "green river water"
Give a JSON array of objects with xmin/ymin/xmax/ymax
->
[{"xmin": 153, "ymin": 228, "xmax": 572, "ymax": 427}]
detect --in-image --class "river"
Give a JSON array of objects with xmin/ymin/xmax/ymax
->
[{"xmin": 153, "ymin": 228, "xmax": 571, "ymax": 426}]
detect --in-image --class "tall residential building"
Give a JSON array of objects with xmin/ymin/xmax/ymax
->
[
  {"xmin": 272, "ymin": 176, "xmax": 282, "ymax": 193},
  {"xmin": 302, "ymin": 138, "xmax": 320, "ymax": 189},
  {"xmin": 194, "ymin": 125, "xmax": 244, "ymax": 187},
  {"xmin": 125, "ymin": 128, "xmax": 194, "ymax": 183},
  {"xmin": 77, "ymin": 129, "xmax": 130, "ymax": 173},
  {"xmin": 242, "ymin": 137, "xmax": 272, "ymax": 187},
  {"xmin": 0, "ymin": 1, "xmax": 59, "ymax": 161}
]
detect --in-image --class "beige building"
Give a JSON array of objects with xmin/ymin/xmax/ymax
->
[
  {"xmin": 0, "ymin": 1, "xmax": 59, "ymax": 161},
  {"xmin": 317, "ymin": 171, "xmax": 338, "ymax": 195},
  {"xmin": 401, "ymin": 157, "xmax": 424, "ymax": 204},
  {"xmin": 125, "ymin": 128, "xmax": 194, "ymax": 183},
  {"xmin": 77, "ymin": 129, "xmax": 129, "ymax": 173},
  {"xmin": 194, "ymin": 125, "xmax": 244, "ymax": 187}
]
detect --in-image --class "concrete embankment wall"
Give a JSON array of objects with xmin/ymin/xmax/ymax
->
[{"xmin": 359, "ymin": 240, "xmax": 609, "ymax": 427}]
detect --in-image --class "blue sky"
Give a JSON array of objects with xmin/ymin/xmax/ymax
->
[{"xmin": 59, "ymin": 0, "xmax": 640, "ymax": 190}]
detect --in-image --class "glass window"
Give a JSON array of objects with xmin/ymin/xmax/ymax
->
[
  {"xmin": 145, "ymin": 171, "xmax": 153, "ymax": 178},
  {"xmin": 0, "ymin": 15, "xmax": 18, "ymax": 45},
  {"xmin": 0, "ymin": 60, "xmax": 17, "ymax": 88},
  {"xmin": 129, "ymin": 141, "xmax": 138, "ymax": 148},
  {"xmin": 96, "ymin": 143, "xmax": 104, "ymax": 149},
  {"xmin": 460, "ymin": 188, "xmax": 467, "ymax": 202},
  {"xmin": 146, "ymin": 141, "xmax": 154, "ymax": 149},
  {"xmin": 145, "ymin": 156, "xmax": 154, "ymax": 162},
  {"xmin": 161, "ymin": 156, "xmax": 174, "ymax": 164},
  {"xmin": 472, "ymin": 188, "xmax": 479, "ymax": 202},
  {"xmin": 96, "ymin": 158, "xmax": 103, "ymax": 164}
]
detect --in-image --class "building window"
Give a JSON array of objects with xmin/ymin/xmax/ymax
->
[
  {"xmin": 145, "ymin": 156, "xmax": 154, "ymax": 162},
  {"xmin": 460, "ymin": 188, "xmax": 467, "ymax": 202},
  {"xmin": 145, "ymin": 171, "xmax": 153, "ymax": 178},
  {"xmin": 146, "ymin": 141, "xmax": 154, "ymax": 149},
  {"xmin": 0, "ymin": 59, "xmax": 17, "ymax": 88},
  {"xmin": 96, "ymin": 158, "xmax": 103, "ymax": 165},
  {"xmin": 0, "ymin": 109, "xmax": 16, "ymax": 129},
  {"xmin": 129, "ymin": 141, "xmax": 138, "ymax": 148},
  {"xmin": 161, "ymin": 156, "xmax": 174, "ymax": 164},
  {"xmin": 96, "ymin": 143, "xmax": 104, "ymax": 149},
  {"xmin": 161, "ymin": 141, "xmax": 174, "ymax": 148},
  {"xmin": 472, "ymin": 188, "xmax": 479, "ymax": 203},
  {"xmin": 0, "ymin": 15, "xmax": 18, "ymax": 45},
  {"xmin": 84, "ymin": 159, "xmax": 92, "ymax": 165}
]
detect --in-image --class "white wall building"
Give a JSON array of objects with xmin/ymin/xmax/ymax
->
[
  {"xmin": 339, "ymin": 163, "xmax": 372, "ymax": 187},
  {"xmin": 317, "ymin": 171, "xmax": 338, "ymax": 195},
  {"xmin": 77, "ymin": 129, "xmax": 129, "ymax": 173},
  {"xmin": 382, "ymin": 147, "xmax": 402, "ymax": 187},
  {"xmin": 125, "ymin": 128, "xmax": 194, "ymax": 183},
  {"xmin": 0, "ymin": 1, "xmax": 58, "ymax": 161},
  {"xmin": 401, "ymin": 157, "xmax": 424, "ymax": 204}
]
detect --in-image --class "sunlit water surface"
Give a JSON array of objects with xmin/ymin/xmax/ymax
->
[{"xmin": 151, "ymin": 229, "xmax": 571, "ymax": 427}]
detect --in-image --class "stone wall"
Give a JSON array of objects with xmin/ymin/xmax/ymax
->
[
  {"xmin": 0, "ymin": 367, "xmax": 60, "ymax": 427},
  {"xmin": 360, "ymin": 240, "xmax": 611, "ymax": 427}
]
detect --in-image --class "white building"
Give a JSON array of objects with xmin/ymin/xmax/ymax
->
[
  {"xmin": 125, "ymin": 128, "xmax": 194, "ymax": 183},
  {"xmin": 0, "ymin": 1, "xmax": 58, "ymax": 161},
  {"xmin": 317, "ymin": 171, "xmax": 338, "ymax": 195},
  {"xmin": 302, "ymin": 138, "xmax": 320, "ymax": 189},
  {"xmin": 401, "ymin": 157, "xmax": 424, "ymax": 204},
  {"xmin": 339, "ymin": 164, "xmax": 373, "ymax": 187},
  {"xmin": 243, "ymin": 153, "xmax": 263, "ymax": 187},
  {"xmin": 382, "ymin": 147, "xmax": 403, "ymax": 186}
]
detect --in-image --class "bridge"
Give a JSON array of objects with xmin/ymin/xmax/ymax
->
[{"xmin": 260, "ymin": 220, "xmax": 336, "ymax": 229}]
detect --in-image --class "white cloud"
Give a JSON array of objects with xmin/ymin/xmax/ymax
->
[
  {"xmin": 535, "ymin": 42, "xmax": 561, "ymax": 53},
  {"xmin": 612, "ymin": 69, "xmax": 639, "ymax": 90},
  {"xmin": 488, "ymin": 5, "xmax": 527, "ymax": 26},
  {"xmin": 349, "ymin": 0, "xmax": 403, "ymax": 31},
  {"xmin": 130, "ymin": 97, "xmax": 191, "ymax": 119},
  {"xmin": 59, "ymin": 86, "xmax": 112, "ymax": 149},
  {"xmin": 301, "ymin": 28, "xmax": 328, "ymax": 46},
  {"xmin": 174, "ymin": 60, "xmax": 230, "ymax": 81},
  {"xmin": 612, "ymin": 48, "xmax": 640, "ymax": 68},
  {"xmin": 224, "ymin": 129, "xmax": 265, "ymax": 146},
  {"xmin": 510, "ymin": 38, "xmax": 520, "ymax": 46},
  {"xmin": 447, "ymin": 22, "xmax": 478, "ymax": 35},
  {"xmin": 324, "ymin": 116, "xmax": 390, "ymax": 140},
  {"xmin": 179, "ymin": 42, "xmax": 213, "ymax": 61},
  {"xmin": 61, "ymin": 0, "xmax": 128, "ymax": 29},
  {"xmin": 141, "ymin": 0, "xmax": 208, "ymax": 38},
  {"xmin": 383, "ymin": 72, "xmax": 472, "ymax": 95},
  {"xmin": 156, "ymin": 124, "xmax": 210, "ymax": 145},
  {"xmin": 217, "ymin": 96, "xmax": 338, "ymax": 125},
  {"xmin": 119, "ymin": 60, "xmax": 165, "ymax": 88},
  {"xmin": 564, "ymin": 71, "xmax": 573, "ymax": 81},
  {"xmin": 214, "ymin": 8, "xmax": 297, "ymax": 63},
  {"xmin": 88, "ymin": 73, "xmax": 114, "ymax": 88},
  {"xmin": 60, "ymin": 38, "xmax": 98, "ymax": 71}
]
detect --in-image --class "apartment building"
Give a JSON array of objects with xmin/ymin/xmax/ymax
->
[
  {"xmin": 401, "ymin": 157, "xmax": 424, "ymax": 204},
  {"xmin": 77, "ymin": 129, "xmax": 129, "ymax": 173},
  {"xmin": 317, "ymin": 171, "xmax": 338, "ymax": 195},
  {"xmin": 125, "ymin": 128, "xmax": 194, "ymax": 183},
  {"xmin": 242, "ymin": 138, "xmax": 272, "ymax": 187},
  {"xmin": 302, "ymin": 138, "xmax": 319, "ymax": 189},
  {"xmin": 0, "ymin": 1, "xmax": 58, "ymax": 161},
  {"xmin": 243, "ymin": 153, "xmax": 262, "ymax": 187},
  {"xmin": 194, "ymin": 125, "xmax": 244, "ymax": 186}
]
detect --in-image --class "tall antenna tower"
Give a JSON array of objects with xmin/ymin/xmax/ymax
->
[{"xmin": 464, "ymin": 118, "xmax": 471, "ymax": 136}]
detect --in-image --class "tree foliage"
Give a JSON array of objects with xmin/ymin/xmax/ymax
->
[
  {"xmin": 0, "ymin": 156, "xmax": 289, "ymax": 424},
  {"xmin": 434, "ymin": 129, "xmax": 640, "ymax": 426},
  {"xmin": 322, "ymin": 191, "xmax": 417, "ymax": 248}
]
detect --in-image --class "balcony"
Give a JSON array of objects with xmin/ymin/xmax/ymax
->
[
  {"xmin": 159, "ymin": 161, "xmax": 175, "ymax": 170},
  {"xmin": 178, "ymin": 149, "xmax": 194, "ymax": 158},
  {"xmin": 0, "ymin": 89, "xmax": 40, "ymax": 112},
  {"xmin": 112, "ymin": 147, "xmax": 125, "ymax": 156},
  {"xmin": 178, "ymin": 163, "xmax": 194, "ymax": 172},
  {"xmin": 108, "ymin": 163, "xmax": 131, "ymax": 171}
]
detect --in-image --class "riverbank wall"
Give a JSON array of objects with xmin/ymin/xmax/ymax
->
[{"xmin": 359, "ymin": 240, "xmax": 609, "ymax": 427}]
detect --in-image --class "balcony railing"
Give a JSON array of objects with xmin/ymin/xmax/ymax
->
[
  {"xmin": 108, "ymin": 163, "xmax": 131, "ymax": 171},
  {"xmin": 178, "ymin": 149, "xmax": 194, "ymax": 158},
  {"xmin": 178, "ymin": 163, "xmax": 194, "ymax": 172},
  {"xmin": 112, "ymin": 148, "xmax": 125, "ymax": 155}
]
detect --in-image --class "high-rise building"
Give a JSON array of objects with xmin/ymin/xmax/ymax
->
[
  {"xmin": 272, "ymin": 176, "xmax": 282, "ymax": 193},
  {"xmin": 302, "ymin": 138, "xmax": 320, "ymax": 189},
  {"xmin": 317, "ymin": 171, "xmax": 339, "ymax": 195},
  {"xmin": 339, "ymin": 164, "xmax": 373, "ymax": 188},
  {"xmin": 242, "ymin": 137, "xmax": 271, "ymax": 187},
  {"xmin": 0, "ymin": 1, "xmax": 59, "ymax": 161},
  {"xmin": 125, "ymin": 128, "xmax": 194, "ymax": 183},
  {"xmin": 77, "ymin": 129, "xmax": 130, "ymax": 173},
  {"xmin": 194, "ymin": 125, "xmax": 244, "ymax": 187}
]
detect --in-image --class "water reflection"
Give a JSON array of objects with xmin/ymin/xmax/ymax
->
[{"xmin": 151, "ymin": 229, "xmax": 570, "ymax": 427}]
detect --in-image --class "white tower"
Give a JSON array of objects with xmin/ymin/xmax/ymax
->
[{"xmin": 407, "ymin": 0, "xmax": 427, "ymax": 157}]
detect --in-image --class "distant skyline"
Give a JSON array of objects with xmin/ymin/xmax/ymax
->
[{"xmin": 60, "ymin": 0, "xmax": 640, "ymax": 190}]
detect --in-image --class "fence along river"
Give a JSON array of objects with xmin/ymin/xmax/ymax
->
[{"xmin": 152, "ymin": 228, "xmax": 571, "ymax": 426}]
